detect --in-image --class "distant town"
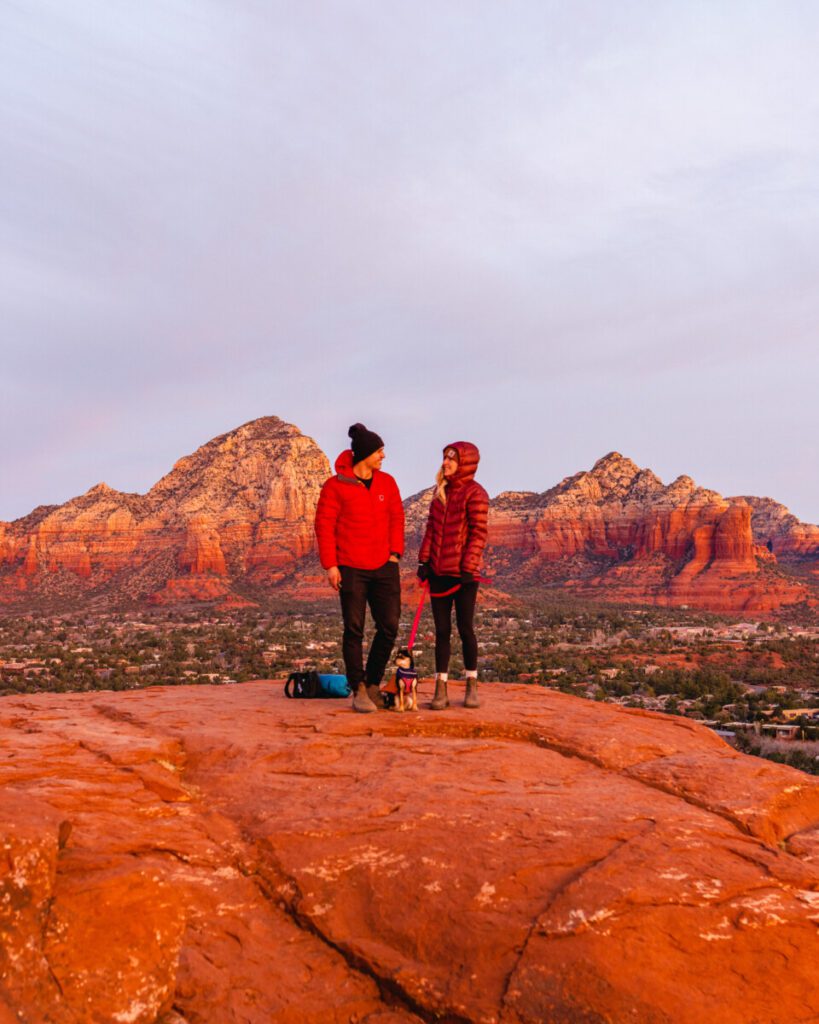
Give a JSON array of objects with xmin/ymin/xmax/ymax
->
[{"xmin": 2, "ymin": 600, "xmax": 818, "ymax": 774}]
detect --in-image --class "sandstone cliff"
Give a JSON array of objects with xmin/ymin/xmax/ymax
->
[
  {"xmin": 480, "ymin": 453, "xmax": 812, "ymax": 613},
  {"xmin": 739, "ymin": 494, "xmax": 819, "ymax": 565},
  {"xmin": 0, "ymin": 417, "xmax": 328, "ymax": 609},
  {"xmin": 2, "ymin": 681, "xmax": 819, "ymax": 1023}
]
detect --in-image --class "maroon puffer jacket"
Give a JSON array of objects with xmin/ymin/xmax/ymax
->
[
  {"xmin": 418, "ymin": 441, "xmax": 489, "ymax": 576},
  {"xmin": 315, "ymin": 450, "xmax": 404, "ymax": 570}
]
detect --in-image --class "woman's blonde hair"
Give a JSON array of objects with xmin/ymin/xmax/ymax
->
[{"xmin": 435, "ymin": 466, "xmax": 448, "ymax": 504}]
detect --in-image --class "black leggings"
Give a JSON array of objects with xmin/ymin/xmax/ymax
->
[{"xmin": 429, "ymin": 577, "xmax": 479, "ymax": 674}]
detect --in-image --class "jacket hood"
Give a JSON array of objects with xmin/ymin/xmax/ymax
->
[
  {"xmin": 444, "ymin": 441, "xmax": 480, "ymax": 485},
  {"xmin": 334, "ymin": 449, "xmax": 356, "ymax": 478}
]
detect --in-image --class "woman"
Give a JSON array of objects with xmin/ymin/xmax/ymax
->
[{"xmin": 417, "ymin": 442, "xmax": 489, "ymax": 709}]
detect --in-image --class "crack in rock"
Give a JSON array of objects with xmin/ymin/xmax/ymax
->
[{"xmin": 249, "ymin": 840, "xmax": 460, "ymax": 1024}]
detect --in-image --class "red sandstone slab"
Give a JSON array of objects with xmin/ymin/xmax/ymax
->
[{"xmin": 1, "ymin": 680, "xmax": 818, "ymax": 1024}]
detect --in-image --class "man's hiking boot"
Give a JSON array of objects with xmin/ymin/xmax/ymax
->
[
  {"xmin": 430, "ymin": 677, "xmax": 449, "ymax": 710},
  {"xmin": 365, "ymin": 684, "xmax": 386, "ymax": 710},
  {"xmin": 352, "ymin": 687, "xmax": 378, "ymax": 713},
  {"xmin": 464, "ymin": 679, "xmax": 480, "ymax": 709}
]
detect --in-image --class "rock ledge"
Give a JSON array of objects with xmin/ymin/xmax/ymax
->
[{"xmin": 2, "ymin": 681, "xmax": 819, "ymax": 1023}]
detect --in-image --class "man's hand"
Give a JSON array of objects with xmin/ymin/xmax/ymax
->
[
  {"xmin": 327, "ymin": 566, "xmax": 342, "ymax": 591},
  {"xmin": 388, "ymin": 555, "xmax": 400, "ymax": 563}
]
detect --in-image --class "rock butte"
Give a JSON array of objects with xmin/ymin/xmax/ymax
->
[
  {"xmin": 2, "ymin": 681, "xmax": 819, "ymax": 1023},
  {"xmin": 0, "ymin": 417, "xmax": 329, "ymax": 611},
  {"xmin": 479, "ymin": 453, "xmax": 816, "ymax": 613},
  {"xmin": 1, "ymin": 419, "xmax": 817, "ymax": 613}
]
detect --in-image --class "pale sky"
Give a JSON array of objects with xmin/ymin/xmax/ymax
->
[{"xmin": 2, "ymin": 1, "xmax": 818, "ymax": 522}]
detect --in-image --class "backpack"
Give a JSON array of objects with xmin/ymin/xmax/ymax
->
[
  {"xmin": 284, "ymin": 671, "xmax": 322, "ymax": 698},
  {"xmin": 284, "ymin": 671, "xmax": 351, "ymax": 699}
]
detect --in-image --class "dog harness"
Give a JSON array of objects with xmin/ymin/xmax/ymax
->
[{"xmin": 395, "ymin": 665, "xmax": 417, "ymax": 695}]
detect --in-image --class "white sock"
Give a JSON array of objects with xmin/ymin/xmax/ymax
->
[
  {"xmin": 437, "ymin": 672, "xmax": 448, "ymax": 682},
  {"xmin": 465, "ymin": 669, "xmax": 478, "ymax": 679}
]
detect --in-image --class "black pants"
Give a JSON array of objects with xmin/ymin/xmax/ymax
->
[
  {"xmin": 339, "ymin": 561, "xmax": 401, "ymax": 691},
  {"xmin": 429, "ymin": 574, "xmax": 479, "ymax": 674}
]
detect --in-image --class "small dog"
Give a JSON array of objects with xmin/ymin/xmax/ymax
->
[{"xmin": 380, "ymin": 647, "xmax": 418, "ymax": 712}]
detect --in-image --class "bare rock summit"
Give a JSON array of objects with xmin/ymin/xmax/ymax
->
[{"xmin": 2, "ymin": 681, "xmax": 819, "ymax": 1023}]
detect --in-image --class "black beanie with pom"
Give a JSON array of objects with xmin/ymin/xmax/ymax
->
[{"xmin": 348, "ymin": 423, "xmax": 384, "ymax": 464}]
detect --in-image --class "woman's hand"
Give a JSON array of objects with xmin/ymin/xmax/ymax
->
[
  {"xmin": 417, "ymin": 562, "xmax": 430, "ymax": 583},
  {"xmin": 461, "ymin": 570, "xmax": 475, "ymax": 584}
]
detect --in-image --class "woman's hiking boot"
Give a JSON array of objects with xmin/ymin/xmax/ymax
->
[
  {"xmin": 430, "ymin": 677, "xmax": 449, "ymax": 710},
  {"xmin": 464, "ymin": 679, "xmax": 480, "ymax": 709},
  {"xmin": 352, "ymin": 687, "xmax": 378, "ymax": 713}
]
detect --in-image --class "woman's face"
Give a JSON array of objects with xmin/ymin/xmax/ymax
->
[{"xmin": 442, "ymin": 448, "xmax": 459, "ymax": 479}]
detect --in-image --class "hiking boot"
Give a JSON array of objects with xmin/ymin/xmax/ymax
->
[
  {"xmin": 464, "ymin": 679, "xmax": 480, "ymax": 709},
  {"xmin": 430, "ymin": 677, "xmax": 449, "ymax": 710},
  {"xmin": 366, "ymin": 684, "xmax": 386, "ymax": 710},
  {"xmin": 352, "ymin": 687, "xmax": 378, "ymax": 713}
]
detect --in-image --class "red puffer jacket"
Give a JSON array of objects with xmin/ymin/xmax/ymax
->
[
  {"xmin": 419, "ymin": 441, "xmax": 489, "ymax": 576},
  {"xmin": 315, "ymin": 450, "xmax": 405, "ymax": 570}
]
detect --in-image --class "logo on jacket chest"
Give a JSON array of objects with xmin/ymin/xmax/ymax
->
[{"xmin": 379, "ymin": 494, "xmax": 385, "ymax": 501}]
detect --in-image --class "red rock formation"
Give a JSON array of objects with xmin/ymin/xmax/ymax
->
[
  {"xmin": 2, "ymin": 435, "xmax": 817, "ymax": 615},
  {"xmin": 480, "ymin": 454, "xmax": 813, "ymax": 613},
  {"xmin": 2, "ymin": 681, "xmax": 819, "ymax": 1023},
  {"xmin": 177, "ymin": 516, "xmax": 227, "ymax": 576},
  {"xmin": 0, "ymin": 417, "xmax": 329, "ymax": 609},
  {"xmin": 738, "ymin": 494, "xmax": 819, "ymax": 556}
]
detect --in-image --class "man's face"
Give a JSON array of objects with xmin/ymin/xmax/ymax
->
[{"xmin": 362, "ymin": 447, "xmax": 385, "ymax": 471}]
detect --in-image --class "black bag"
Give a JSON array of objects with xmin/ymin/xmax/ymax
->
[{"xmin": 284, "ymin": 671, "xmax": 323, "ymax": 698}]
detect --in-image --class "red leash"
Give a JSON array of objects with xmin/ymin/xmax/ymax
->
[
  {"xmin": 407, "ymin": 582, "xmax": 428, "ymax": 652},
  {"xmin": 406, "ymin": 576, "xmax": 492, "ymax": 652}
]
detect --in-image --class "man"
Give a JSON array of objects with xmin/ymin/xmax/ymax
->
[{"xmin": 315, "ymin": 423, "xmax": 404, "ymax": 712}]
